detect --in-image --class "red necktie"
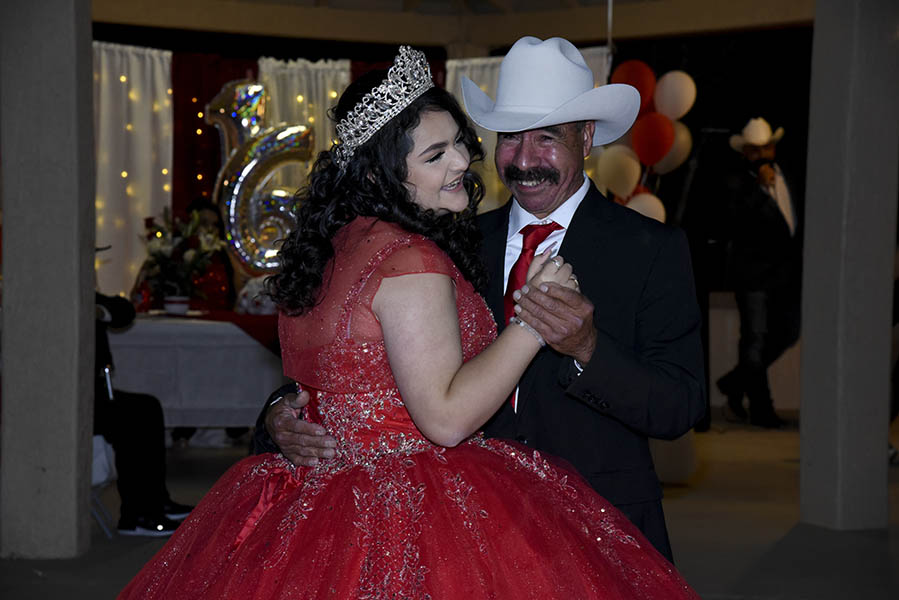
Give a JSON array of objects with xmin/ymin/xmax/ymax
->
[
  {"xmin": 504, "ymin": 222, "xmax": 562, "ymax": 410},
  {"xmin": 503, "ymin": 222, "xmax": 563, "ymax": 326}
]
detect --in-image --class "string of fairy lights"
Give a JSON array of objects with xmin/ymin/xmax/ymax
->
[
  {"xmin": 94, "ymin": 57, "xmax": 174, "ymax": 286},
  {"xmin": 94, "ymin": 46, "xmax": 349, "ymax": 296}
]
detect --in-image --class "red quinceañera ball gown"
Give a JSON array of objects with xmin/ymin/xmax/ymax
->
[{"xmin": 119, "ymin": 217, "xmax": 700, "ymax": 599}]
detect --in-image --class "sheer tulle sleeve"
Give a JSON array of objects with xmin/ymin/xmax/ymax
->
[
  {"xmin": 365, "ymin": 236, "xmax": 456, "ymax": 298},
  {"xmin": 349, "ymin": 234, "xmax": 458, "ymax": 339},
  {"xmin": 374, "ymin": 238, "xmax": 457, "ymax": 280}
]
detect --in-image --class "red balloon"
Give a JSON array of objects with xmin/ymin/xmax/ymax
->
[
  {"xmin": 611, "ymin": 60, "xmax": 656, "ymax": 112},
  {"xmin": 630, "ymin": 112, "xmax": 675, "ymax": 166}
]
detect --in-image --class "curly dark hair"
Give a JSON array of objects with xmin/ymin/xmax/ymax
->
[{"xmin": 266, "ymin": 69, "xmax": 487, "ymax": 315}]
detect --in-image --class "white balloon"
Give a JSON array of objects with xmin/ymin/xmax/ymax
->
[
  {"xmin": 626, "ymin": 193, "xmax": 666, "ymax": 223},
  {"xmin": 654, "ymin": 71, "xmax": 696, "ymax": 121},
  {"xmin": 596, "ymin": 144, "xmax": 641, "ymax": 199},
  {"xmin": 654, "ymin": 121, "xmax": 693, "ymax": 175}
]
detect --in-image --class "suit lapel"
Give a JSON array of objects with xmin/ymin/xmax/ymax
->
[
  {"xmin": 478, "ymin": 203, "xmax": 512, "ymax": 330},
  {"xmin": 558, "ymin": 183, "xmax": 615, "ymax": 260}
]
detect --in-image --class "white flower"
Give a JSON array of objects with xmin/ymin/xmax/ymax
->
[{"xmin": 183, "ymin": 249, "xmax": 197, "ymax": 264}]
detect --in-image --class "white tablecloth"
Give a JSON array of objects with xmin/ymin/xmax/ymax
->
[{"xmin": 108, "ymin": 316, "xmax": 288, "ymax": 427}]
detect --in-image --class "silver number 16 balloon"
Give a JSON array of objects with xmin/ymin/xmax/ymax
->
[{"xmin": 206, "ymin": 80, "xmax": 315, "ymax": 276}]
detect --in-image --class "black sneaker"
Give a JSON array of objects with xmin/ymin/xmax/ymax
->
[
  {"xmin": 163, "ymin": 500, "xmax": 194, "ymax": 521},
  {"xmin": 724, "ymin": 395, "xmax": 749, "ymax": 422},
  {"xmin": 118, "ymin": 514, "xmax": 180, "ymax": 537},
  {"xmin": 717, "ymin": 375, "xmax": 748, "ymax": 422}
]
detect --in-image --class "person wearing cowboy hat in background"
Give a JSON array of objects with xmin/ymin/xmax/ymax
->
[
  {"xmin": 254, "ymin": 36, "xmax": 706, "ymax": 562},
  {"xmin": 716, "ymin": 117, "xmax": 801, "ymax": 429}
]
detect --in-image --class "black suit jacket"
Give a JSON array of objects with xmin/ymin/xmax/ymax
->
[
  {"xmin": 479, "ymin": 182, "xmax": 706, "ymax": 509},
  {"xmin": 724, "ymin": 163, "xmax": 802, "ymax": 291}
]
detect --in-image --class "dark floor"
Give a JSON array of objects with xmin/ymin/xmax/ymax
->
[{"xmin": 2, "ymin": 414, "xmax": 898, "ymax": 599}]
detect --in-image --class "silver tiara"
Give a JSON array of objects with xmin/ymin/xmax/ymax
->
[{"xmin": 332, "ymin": 46, "xmax": 434, "ymax": 169}]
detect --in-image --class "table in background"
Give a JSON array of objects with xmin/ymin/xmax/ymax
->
[{"xmin": 108, "ymin": 316, "xmax": 287, "ymax": 428}]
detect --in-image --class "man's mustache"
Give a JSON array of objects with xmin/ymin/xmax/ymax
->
[{"xmin": 503, "ymin": 166, "xmax": 560, "ymax": 186}]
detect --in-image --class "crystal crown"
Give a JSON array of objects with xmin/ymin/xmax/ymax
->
[{"xmin": 333, "ymin": 46, "xmax": 434, "ymax": 169}]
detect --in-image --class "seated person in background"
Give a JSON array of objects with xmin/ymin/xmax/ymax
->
[
  {"xmin": 184, "ymin": 198, "xmax": 235, "ymax": 312},
  {"xmin": 95, "ymin": 291, "xmax": 193, "ymax": 536}
]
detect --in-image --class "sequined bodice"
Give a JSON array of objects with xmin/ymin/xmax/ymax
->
[{"xmin": 279, "ymin": 217, "xmax": 497, "ymax": 467}]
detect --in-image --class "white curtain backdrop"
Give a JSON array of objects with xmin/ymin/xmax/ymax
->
[
  {"xmin": 93, "ymin": 41, "xmax": 173, "ymax": 297},
  {"xmin": 257, "ymin": 57, "xmax": 351, "ymax": 161},
  {"xmin": 446, "ymin": 46, "xmax": 612, "ymax": 211}
]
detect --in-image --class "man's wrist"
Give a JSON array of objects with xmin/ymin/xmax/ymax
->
[
  {"xmin": 574, "ymin": 330, "xmax": 598, "ymax": 366},
  {"xmin": 267, "ymin": 382, "xmax": 300, "ymax": 409}
]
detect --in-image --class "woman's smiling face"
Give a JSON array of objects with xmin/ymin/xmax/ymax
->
[{"xmin": 404, "ymin": 109, "xmax": 471, "ymax": 214}]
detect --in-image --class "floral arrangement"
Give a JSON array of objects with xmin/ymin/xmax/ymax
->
[{"xmin": 139, "ymin": 207, "xmax": 227, "ymax": 300}]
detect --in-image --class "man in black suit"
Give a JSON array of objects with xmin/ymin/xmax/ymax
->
[
  {"xmin": 254, "ymin": 37, "xmax": 705, "ymax": 562},
  {"xmin": 716, "ymin": 118, "xmax": 801, "ymax": 428},
  {"xmin": 95, "ymin": 291, "xmax": 193, "ymax": 536}
]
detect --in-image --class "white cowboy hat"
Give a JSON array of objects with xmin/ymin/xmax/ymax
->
[
  {"xmin": 461, "ymin": 36, "xmax": 640, "ymax": 147},
  {"xmin": 729, "ymin": 117, "xmax": 785, "ymax": 152}
]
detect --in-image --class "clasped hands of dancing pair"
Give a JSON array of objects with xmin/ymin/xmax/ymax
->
[{"xmin": 509, "ymin": 250, "xmax": 580, "ymax": 347}]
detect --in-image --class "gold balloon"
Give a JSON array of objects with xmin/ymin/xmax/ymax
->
[
  {"xmin": 653, "ymin": 121, "xmax": 693, "ymax": 175},
  {"xmin": 206, "ymin": 80, "xmax": 315, "ymax": 277},
  {"xmin": 626, "ymin": 193, "xmax": 667, "ymax": 223},
  {"xmin": 596, "ymin": 144, "xmax": 641, "ymax": 199},
  {"xmin": 653, "ymin": 71, "xmax": 697, "ymax": 121}
]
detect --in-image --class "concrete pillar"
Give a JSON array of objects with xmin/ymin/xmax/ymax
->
[
  {"xmin": 799, "ymin": 0, "xmax": 899, "ymax": 529},
  {"xmin": 1, "ymin": 0, "xmax": 95, "ymax": 557}
]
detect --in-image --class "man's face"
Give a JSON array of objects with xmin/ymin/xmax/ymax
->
[
  {"xmin": 742, "ymin": 142, "xmax": 776, "ymax": 163},
  {"xmin": 494, "ymin": 121, "xmax": 594, "ymax": 219}
]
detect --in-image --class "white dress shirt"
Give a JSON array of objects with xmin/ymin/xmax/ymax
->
[{"xmin": 503, "ymin": 173, "xmax": 590, "ymax": 292}]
